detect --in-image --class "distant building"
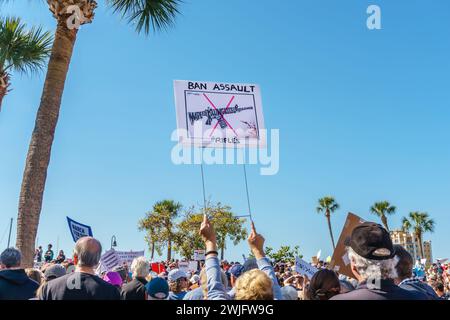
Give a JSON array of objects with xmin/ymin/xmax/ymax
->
[
  {"xmin": 423, "ymin": 241, "xmax": 433, "ymax": 266},
  {"xmin": 390, "ymin": 230, "xmax": 432, "ymax": 265}
]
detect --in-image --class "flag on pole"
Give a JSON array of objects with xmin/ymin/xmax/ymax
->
[{"xmin": 66, "ymin": 217, "xmax": 93, "ymax": 242}]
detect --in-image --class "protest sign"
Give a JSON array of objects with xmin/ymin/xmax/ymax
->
[
  {"xmin": 66, "ymin": 216, "xmax": 93, "ymax": 242},
  {"xmin": 295, "ymin": 257, "xmax": 319, "ymax": 279},
  {"xmin": 188, "ymin": 261, "xmax": 198, "ymax": 272},
  {"xmin": 100, "ymin": 249, "xmax": 120, "ymax": 271},
  {"xmin": 116, "ymin": 250, "xmax": 145, "ymax": 266},
  {"xmin": 151, "ymin": 262, "xmax": 166, "ymax": 274},
  {"xmin": 316, "ymin": 249, "xmax": 322, "ymax": 261},
  {"xmin": 330, "ymin": 212, "xmax": 366, "ymax": 279},
  {"xmin": 174, "ymin": 80, "xmax": 266, "ymax": 148},
  {"xmin": 193, "ymin": 249, "xmax": 205, "ymax": 261},
  {"xmin": 178, "ymin": 261, "xmax": 190, "ymax": 273}
]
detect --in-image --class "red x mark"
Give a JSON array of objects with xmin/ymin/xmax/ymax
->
[{"xmin": 203, "ymin": 94, "xmax": 238, "ymax": 137}]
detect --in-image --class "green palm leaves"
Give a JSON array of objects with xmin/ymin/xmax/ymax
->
[
  {"xmin": 0, "ymin": 16, "xmax": 52, "ymax": 74},
  {"xmin": 107, "ymin": 0, "xmax": 181, "ymax": 34},
  {"xmin": 370, "ymin": 201, "xmax": 396, "ymax": 231}
]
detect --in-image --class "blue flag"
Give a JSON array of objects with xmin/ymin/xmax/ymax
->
[{"xmin": 67, "ymin": 217, "xmax": 93, "ymax": 242}]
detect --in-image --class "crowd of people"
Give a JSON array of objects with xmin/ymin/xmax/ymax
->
[{"xmin": 0, "ymin": 217, "xmax": 449, "ymax": 300}]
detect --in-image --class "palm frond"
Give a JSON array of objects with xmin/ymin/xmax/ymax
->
[
  {"xmin": 0, "ymin": 16, "xmax": 52, "ymax": 74},
  {"xmin": 107, "ymin": 0, "xmax": 182, "ymax": 35}
]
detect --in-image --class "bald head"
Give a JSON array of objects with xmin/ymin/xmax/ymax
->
[{"xmin": 74, "ymin": 237, "xmax": 102, "ymax": 268}]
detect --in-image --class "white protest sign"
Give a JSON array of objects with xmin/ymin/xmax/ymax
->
[
  {"xmin": 193, "ymin": 249, "xmax": 205, "ymax": 261},
  {"xmin": 174, "ymin": 80, "xmax": 266, "ymax": 148},
  {"xmin": 178, "ymin": 261, "xmax": 189, "ymax": 273},
  {"xmin": 100, "ymin": 249, "xmax": 120, "ymax": 271},
  {"xmin": 188, "ymin": 261, "xmax": 198, "ymax": 272},
  {"xmin": 116, "ymin": 250, "xmax": 145, "ymax": 266},
  {"xmin": 295, "ymin": 257, "xmax": 319, "ymax": 279}
]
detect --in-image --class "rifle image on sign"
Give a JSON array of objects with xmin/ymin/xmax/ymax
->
[{"xmin": 188, "ymin": 105, "xmax": 254, "ymax": 128}]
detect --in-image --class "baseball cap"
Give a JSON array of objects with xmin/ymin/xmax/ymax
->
[
  {"xmin": 190, "ymin": 274, "xmax": 200, "ymax": 284},
  {"xmin": 242, "ymin": 258, "xmax": 258, "ymax": 273},
  {"xmin": 168, "ymin": 269, "xmax": 188, "ymax": 282},
  {"xmin": 145, "ymin": 277, "xmax": 169, "ymax": 299},
  {"xmin": 44, "ymin": 264, "xmax": 66, "ymax": 280},
  {"xmin": 345, "ymin": 222, "xmax": 395, "ymax": 260},
  {"xmin": 229, "ymin": 263, "xmax": 244, "ymax": 278}
]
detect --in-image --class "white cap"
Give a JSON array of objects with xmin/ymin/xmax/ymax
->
[
  {"xmin": 168, "ymin": 269, "xmax": 188, "ymax": 282},
  {"xmin": 190, "ymin": 274, "xmax": 200, "ymax": 284}
]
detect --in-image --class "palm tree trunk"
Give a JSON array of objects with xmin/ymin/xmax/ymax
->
[
  {"xmin": 167, "ymin": 238, "xmax": 172, "ymax": 261},
  {"xmin": 220, "ymin": 244, "xmax": 225, "ymax": 261},
  {"xmin": 16, "ymin": 22, "xmax": 78, "ymax": 267},
  {"xmin": 326, "ymin": 211, "xmax": 336, "ymax": 250},
  {"xmin": 150, "ymin": 241, "xmax": 155, "ymax": 260},
  {"xmin": 417, "ymin": 232, "xmax": 424, "ymax": 259},
  {"xmin": 381, "ymin": 215, "xmax": 389, "ymax": 231},
  {"xmin": 0, "ymin": 71, "xmax": 10, "ymax": 112},
  {"xmin": 0, "ymin": 91, "xmax": 4, "ymax": 111}
]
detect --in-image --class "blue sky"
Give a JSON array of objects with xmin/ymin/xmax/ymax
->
[{"xmin": 0, "ymin": 0, "xmax": 449, "ymax": 262}]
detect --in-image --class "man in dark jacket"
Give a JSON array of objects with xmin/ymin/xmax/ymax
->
[
  {"xmin": 394, "ymin": 244, "xmax": 439, "ymax": 300},
  {"xmin": 121, "ymin": 256, "xmax": 149, "ymax": 300},
  {"xmin": 40, "ymin": 237, "xmax": 120, "ymax": 300},
  {"xmin": 331, "ymin": 222, "xmax": 426, "ymax": 300},
  {"xmin": 0, "ymin": 248, "xmax": 39, "ymax": 300}
]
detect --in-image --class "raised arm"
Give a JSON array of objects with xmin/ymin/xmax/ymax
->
[
  {"xmin": 199, "ymin": 215, "xmax": 230, "ymax": 300},
  {"xmin": 248, "ymin": 221, "xmax": 283, "ymax": 300}
]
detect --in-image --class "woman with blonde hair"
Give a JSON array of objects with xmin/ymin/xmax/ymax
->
[{"xmin": 198, "ymin": 215, "xmax": 282, "ymax": 300}]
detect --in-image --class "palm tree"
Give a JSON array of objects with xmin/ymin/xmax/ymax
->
[
  {"xmin": 4, "ymin": 0, "xmax": 182, "ymax": 267},
  {"xmin": 139, "ymin": 200, "xmax": 182, "ymax": 261},
  {"xmin": 370, "ymin": 201, "xmax": 396, "ymax": 231},
  {"xmin": 402, "ymin": 212, "xmax": 435, "ymax": 260},
  {"xmin": 316, "ymin": 196, "xmax": 340, "ymax": 250},
  {"xmin": 0, "ymin": 17, "xmax": 52, "ymax": 111}
]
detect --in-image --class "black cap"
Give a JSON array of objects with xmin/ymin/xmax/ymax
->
[{"xmin": 345, "ymin": 222, "xmax": 395, "ymax": 260}]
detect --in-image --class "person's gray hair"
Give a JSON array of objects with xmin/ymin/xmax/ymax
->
[
  {"xmin": 74, "ymin": 237, "xmax": 102, "ymax": 268},
  {"xmin": 131, "ymin": 256, "xmax": 150, "ymax": 278},
  {"xmin": 347, "ymin": 247, "xmax": 398, "ymax": 281},
  {"xmin": 0, "ymin": 248, "xmax": 22, "ymax": 268}
]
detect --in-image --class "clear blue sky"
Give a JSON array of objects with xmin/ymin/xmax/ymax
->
[{"xmin": 1, "ymin": 0, "xmax": 449, "ymax": 262}]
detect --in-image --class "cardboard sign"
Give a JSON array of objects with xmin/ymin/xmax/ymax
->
[
  {"xmin": 330, "ymin": 212, "xmax": 366, "ymax": 279},
  {"xmin": 295, "ymin": 257, "xmax": 319, "ymax": 279},
  {"xmin": 174, "ymin": 80, "xmax": 266, "ymax": 148},
  {"xmin": 193, "ymin": 249, "xmax": 205, "ymax": 261}
]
